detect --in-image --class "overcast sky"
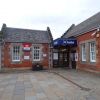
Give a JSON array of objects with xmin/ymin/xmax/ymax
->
[{"xmin": 0, "ymin": 0, "xmax": 100, "ymax": 39}]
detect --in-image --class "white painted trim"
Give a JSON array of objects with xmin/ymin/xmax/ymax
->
[
  {"xmin": 12, "ymin": 45, "xmax": 21, "ymax": 62},
  {"xmin": 89, "ymin": 42, "xmax": 96, "ymax": 62},
  {"xmin": 81, "ymin": 43, "xmax": 86, "ymax": 61},
  {"xmin": 32, "ymin": 45, "xmax": 41, "ymax": 61}
]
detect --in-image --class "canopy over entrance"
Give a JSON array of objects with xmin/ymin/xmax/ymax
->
[
  {"xmin": 53, "ymin": 38, "xmax": 77, "ymax": 68},
  {"xmin": 53, "ymin": 38, "xmax": 77, "ymax": 47}
]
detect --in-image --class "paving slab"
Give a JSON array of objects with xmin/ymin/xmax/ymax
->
[{"xmin": 0, "ymin": 69, "xmax": 99, "ymax": 100}]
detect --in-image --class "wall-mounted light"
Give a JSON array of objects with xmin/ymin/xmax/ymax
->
[
  {"xmin": 91, "ymin": 31, "xmax": 96, "ymax": 36},
  {"xmin": 91, "ymin": 26, "xmax": 100, "ymax": 37}
]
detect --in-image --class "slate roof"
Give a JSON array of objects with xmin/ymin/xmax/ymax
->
[
  {"xmin": 0, "ymin": 31, "xmax": 2, "ymax": 42},
  {"xmin": 62, "ymin": 12, "xmax": 100, "ymax": 38},
  {"xmin": 61, "ymin": 24, "xmax": 75, "ymax": 38},
  {"xmin": 2, "ymin": 25, "xmax": 52, "ymax": 43}
]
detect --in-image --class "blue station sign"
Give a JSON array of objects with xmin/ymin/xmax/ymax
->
[{"xmin": 53, "ymin": 38, "xmax": 77, "ymax": 47}]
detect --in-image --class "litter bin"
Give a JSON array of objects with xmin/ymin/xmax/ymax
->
[{"xmin": 32, "ymin": 63, "xmax": 43, "ymax": 71}]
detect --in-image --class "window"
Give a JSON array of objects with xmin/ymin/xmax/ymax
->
[
  {"xmin": 12, "ymin": 45, "xmax": 20, "ymax": 61},
  {"xmin": 81, "ymin": 43, "xmax": 86, "ymax": 61},
  {"xmin": 90, "ymin": 42, "xmax": 96, "ymax": 62},
  {"xmin": 53, "ymin": 53, "xmax": 58, "ymax": 60},
  {"xmin": 33, "ymin": 46, "xmax": 41, "ymax": 61}
]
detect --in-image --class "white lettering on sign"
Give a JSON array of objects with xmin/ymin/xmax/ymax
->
[
  {"xmin": 63, "ymin": 41, "xmax": 66, "ymax": 44},
  {"xmin": 54, "ymin": 41, "xmax": 58, "ymax": 45},
  {"xmin": 23, "ymin": 47, "xmax": 31, "ymax": 51},
  {"xmin": 43, "ymin": 54, "xmax": 47, "ymax": 57},
  {"xmin": 66, "ymin": 41, "xmax": 74, "ymax": 44},
  {"xmin": 24, "ymin": 56, "xmax": 30, "ymax": 60}
]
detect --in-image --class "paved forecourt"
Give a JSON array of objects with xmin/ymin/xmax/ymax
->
[{"xmin": 0, "ymin": 71, "xmax": 97, "ymax": 100}]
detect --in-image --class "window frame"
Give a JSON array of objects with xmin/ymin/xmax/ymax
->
[
  {"xmin": 12, "ymin": 45, "xmax": 21, "ymax": 62},
  {"xmin": 89, "ymin": 42, "xmax": 96, "ymax": 62},
  {"xmin": 81, "ymin": 43, "xmax": 86, "ymax": 61},
  {"xmin": 33, "ymin": 46, "xmax": 41, "ymax": 61},
  {"xmin": 53, "ymin": 52, "xmax": 58, "ymax": 60}
]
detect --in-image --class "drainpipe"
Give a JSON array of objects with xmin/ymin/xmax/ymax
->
[
  {"xmin": 49, "ymin": 44, "xmax": 53, "ymax": 72},
  {"xmin": 0, "ymin": 39, "xmax": 5, "ymax": 71}
]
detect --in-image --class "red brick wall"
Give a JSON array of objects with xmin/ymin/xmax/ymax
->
[
  {"xmin": 3, "ymin": 43, "xmax": 50, "ymax": 69},
  {"xmin": 41, "ymin": 44, "xmax": 49, "ymax": 69},
  {"xmin": 76, "ymin": 30, "xmax": 100, "ymax": 72}
]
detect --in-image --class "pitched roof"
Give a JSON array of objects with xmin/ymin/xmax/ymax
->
[
  {"xmin": 62, "ymin": 12, "xmax": 100, "ymax": 38},
  {"xmin": 2, "ymin": 25, "xmax": 52, "ymax": 43},
  {"xmin": 61, "ymin": 24, "xmax": 75, "ymax": 38},
  {"xmin": 0, "ymin": 31, "xmax": 2, "ymax": 42}
]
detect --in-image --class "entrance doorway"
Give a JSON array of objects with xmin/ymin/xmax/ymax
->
[
  {"xmin": 70, "ymin": 50, "xmax": 76, "ymax": 69},
  {"xmin": 53, "ymin": 38, "xmax": 77, "ymax": 69},
  {"xmin": 53, "ymin": 49, "xmax": 69, "ymax": 68},
  {"xmin": 58, "ymin": 51, "xmax": 69, "ymax": 67}
]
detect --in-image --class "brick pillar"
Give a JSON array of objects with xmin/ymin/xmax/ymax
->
[
  {"xmin": 1, "ymin": 45, "xmax": 4, "ymax": 69},
  {"xmin": 49, "ymin": 44, "xmax": 53, "ymax": 70}
]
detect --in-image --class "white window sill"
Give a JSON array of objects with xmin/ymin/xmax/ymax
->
[
  {"xmin": 82, "ymin": 60, "xmax": 86, "ymax": 62},
  {"xmin": 33, "ymin": 60, "xmax": 40, "ymax": 61},
  {"xmin": 12, "ymin": 60, "xmax": 20, "ymax": 62},
  {"xmin": 90, "ymin": 60, "xmax": 96, "ymax": 63}
]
